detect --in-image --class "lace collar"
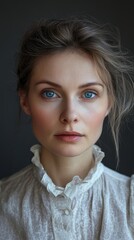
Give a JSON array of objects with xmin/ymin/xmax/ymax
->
[{"xmin": 31, "ymin": 144, "xmax": 105, "ymax": 200}]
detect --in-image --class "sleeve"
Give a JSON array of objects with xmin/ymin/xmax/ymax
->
[{"xmin": 130, "ymin": 175, "xmax": 134, "ymax": 233}]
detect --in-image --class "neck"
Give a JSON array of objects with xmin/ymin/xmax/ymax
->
[{"xmin": 40, "ymin": 147, "xmax": 94, "ymax": 187}]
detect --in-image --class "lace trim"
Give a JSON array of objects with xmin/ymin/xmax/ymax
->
[{"xmin": 31, "ymin": 144, "xmax": 105, "ymax": 199}]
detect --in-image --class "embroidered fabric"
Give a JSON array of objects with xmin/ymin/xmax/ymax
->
[{"xmin": 0, "ymin": 144, "xmax": 134, "ymax": 240}]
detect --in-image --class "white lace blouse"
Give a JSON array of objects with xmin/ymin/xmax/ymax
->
[{"xmin": 0, "ymin": 144, "xmax": 134, "ymax": 240}]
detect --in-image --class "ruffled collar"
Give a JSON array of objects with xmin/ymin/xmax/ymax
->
[{"xmin": 31, "ymin": 144, "xmax": 104, "ymax": 200}]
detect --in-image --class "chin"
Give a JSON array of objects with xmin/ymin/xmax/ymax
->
[{"xmin": 54, "ymin": 147, "xmax": 89, "ymax": 158}]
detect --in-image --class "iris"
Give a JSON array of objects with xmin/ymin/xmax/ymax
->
[{"xmin": 83, "ymin": 91, "xmax": 96, "ymax": 99}]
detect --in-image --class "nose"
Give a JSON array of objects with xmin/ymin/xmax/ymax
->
[{"xmin": 59, "ymin": 100, "xmax": 79, "ymax": 124}]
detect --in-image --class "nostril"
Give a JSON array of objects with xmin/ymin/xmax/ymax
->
[
  {"xmin": 60, "ymin": 115, "xmax": 78, "ymax": 124},
  {"xmin": 59, "ymin": 108, "xmax": 79, "ymax": 124},
  {"xmin": 74, "ymin": 117, "xmax": 78, "ymax": 122},
  {"xmin": 63, "ymin": 118, "xmax": 67, "ymax": 123}
]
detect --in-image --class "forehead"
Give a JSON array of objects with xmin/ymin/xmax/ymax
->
[{"xmin": 30, "ymin": 50, "xmax": 104, "ymax": 87}]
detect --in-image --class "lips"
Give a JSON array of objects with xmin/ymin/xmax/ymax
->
[
  {"xmin": 55, "ymin": 131, "xmax": 84, "ymax": 136},
  {"xmin": 55, "ymin": 131, "xmax": 84, "ymax": 143}
]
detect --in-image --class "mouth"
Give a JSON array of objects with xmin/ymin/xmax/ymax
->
[{"xmin": 54, "ymin": 131, "xmax": 84, "ymax": 143}]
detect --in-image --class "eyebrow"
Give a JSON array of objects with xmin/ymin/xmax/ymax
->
[{"xmin": 35, "ymin": 80, "xmax": 104, "ymax": 89}]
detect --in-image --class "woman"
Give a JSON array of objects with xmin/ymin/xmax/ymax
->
[{"xmin": 0, "ymin": 17, "xmax": 134, "ymax": 239}]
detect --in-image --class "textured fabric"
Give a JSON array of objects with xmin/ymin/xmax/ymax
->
[{"xmin": 0, "ymin": 144, "xmax": 134, "ymax": 240}]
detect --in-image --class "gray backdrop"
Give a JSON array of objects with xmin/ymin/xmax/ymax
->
[{"xmin": 0, "ymin": 0, "xmax": 134, "ymax": 179}]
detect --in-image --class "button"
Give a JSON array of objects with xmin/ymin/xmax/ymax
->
[
  {"xmin": 73, "ymin": 176, "xmax": 80, "ymax": 184},
  {"xmin": 71, "ymin": 197, "xmax": 76, "ymax": 210},
  {"xmin": 64, "ymin": 209, "xmax": 70, "ymax": 215}
]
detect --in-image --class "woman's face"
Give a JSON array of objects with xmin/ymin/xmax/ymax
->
[{"xmin": 20, "ymin": 50, "xmax": 110, "ymax": 158}]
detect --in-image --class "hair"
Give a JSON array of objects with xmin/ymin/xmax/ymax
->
[{"xmin": 17, "ymin": 17, "xmax": 134, "ymax": 160}]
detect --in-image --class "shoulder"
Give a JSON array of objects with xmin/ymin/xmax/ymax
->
[
  {"xmin": 0, "ymin": 165, "xmax": 36, "ymax": 201},
  {"xmin": 0, "ymin": 165, "xmax": 42, "ymax": 238},
  {"xmin": 0, "ymin": 164, "xmax": 42, "ymax": 226},
  {"xmin": 102, "ymin": 165, "xmax": 134, "ymax": 232},
  {"xmin": 0, "ymin": 164, "xmax": 33, "ymax": 184},
  {"xmin": 103, "ymin": 165, "xmax": 130, "ymax": 182},
  {"xmin": 102, "ymin": 165, "xmax": 133, "ymax": 192}
]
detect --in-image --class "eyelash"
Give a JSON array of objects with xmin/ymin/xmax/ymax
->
[
  {"xmin": 82, "ymin": 90, "xmax": 97, "ymax": 99},
  {"xmin": 41, "ymin": 90, "xmax": 58, "ymax": 99},
  {"xmin": 40, "ymin": 89, "xmax": 97, "ymax": 100}
]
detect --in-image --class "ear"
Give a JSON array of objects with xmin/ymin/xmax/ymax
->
[{"xmin": 19, "ymin": 90, "xmax": 31, "ymax": 116}]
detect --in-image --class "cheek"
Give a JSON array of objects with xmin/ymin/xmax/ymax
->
[
  {"xmin": 30, "ymin": 107, "xmax": 55, "ymax": 130},
  {"xmin": 85, "ymin": 107, "xmax": 107, "ymax": 129}
]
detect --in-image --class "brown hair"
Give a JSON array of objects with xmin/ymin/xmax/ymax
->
[{"xmin": 17, "ymin": 17, "xmax": 134, "ymax": 159}]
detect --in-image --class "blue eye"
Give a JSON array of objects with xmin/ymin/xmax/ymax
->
[
  {"xmin": 42, "ymin": 90, "xmax": 57, "ymax": 98},
  {"xmin": 83, "ymin": 91, "xmax": 96, "ymax": 99}
]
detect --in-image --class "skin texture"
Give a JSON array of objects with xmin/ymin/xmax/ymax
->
[{"xmin": 20, "ymin": 50, "xmax": 110, "ymax": 187}]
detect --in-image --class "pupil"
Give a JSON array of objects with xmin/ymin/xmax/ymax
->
[
  {"xmin": 85, "ymin": 92, "xmax": 92, "ymax": 98},
  {"xmin": 47, "ymin": 91, "xmax": 54, "ymax": 97}
]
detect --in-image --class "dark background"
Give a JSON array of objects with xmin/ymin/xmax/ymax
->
[{"xmin": 0, "ymin": 0, "xmax": 134, "ymax": 179}]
